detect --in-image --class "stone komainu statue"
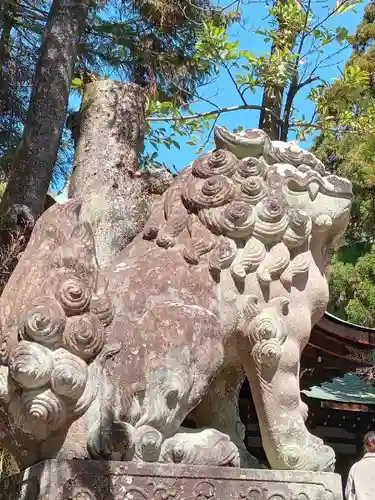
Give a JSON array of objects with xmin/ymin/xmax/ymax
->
[{"xmin": 0, "ymin": 127, "xmax": 352, "ymax": 472}]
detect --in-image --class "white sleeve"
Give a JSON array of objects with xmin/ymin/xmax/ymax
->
[{"xmin": 345, "ymin": 465, "xmax": 356, "ymax": 500}]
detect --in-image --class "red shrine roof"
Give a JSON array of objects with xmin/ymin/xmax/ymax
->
[
  {"xmin": 303, "ymin": 313, "xmax": 375, "ymax": 375},
  {"xmin": 301, "ymin": 314, "xmax": 375, "ymax": 409}
]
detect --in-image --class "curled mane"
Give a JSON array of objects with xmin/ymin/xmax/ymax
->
[{"xmin": 142, "ymin": 128, "xmax": 351, "ymax": 287}]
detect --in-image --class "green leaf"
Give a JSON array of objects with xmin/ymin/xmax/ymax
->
[
  {"xmin": 71, "ymin": 78, "xmax": 83, "ymax": 89},
  {"xmin": 336, "ymin": 27, "xmax": 349, "ymax": 44}
]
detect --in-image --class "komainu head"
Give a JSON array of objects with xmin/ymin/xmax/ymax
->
[{"xmin": 143, "ymin": 126, "xmax": 352, "ymax": 281}]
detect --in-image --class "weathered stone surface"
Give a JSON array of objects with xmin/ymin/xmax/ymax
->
[
  {"xmin": 0, "ymin": 459, "xmax": 343, "ymax": 500},
  {"xmin": 0, "ymin": 126, "xmax": 353, "ymax": 473}
]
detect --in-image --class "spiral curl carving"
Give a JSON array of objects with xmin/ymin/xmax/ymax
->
[
  {"xmin": 9, "ymin": 341, "xmax": 53, "ymax": 389},
  {"xmin": 221, "ymin": 201, "xmax": 255, "ymax": 238},
  {"xmin": 21, "ymin": 388, "xmax": 66, "ymax": 431},
  {"xmin": 245, "ymin": 298, "xmax": 288, "ymax": 348},
  {"xmin": 182, "ymin": 175, "xmax": 235, "ymax": 210},
  {"xmin": 279, "ymin": 441, "xmax": 334, "ymax": 471},
  {"xmin": 54, "ymin": 274, "xmax": 91, "ymax": 317},
  {"xmin": 257, "ymin": 198, "xmax": 284, "ymax": 223},
  {"xmin": 281, "ymin": 444, "xmax": 306, "ymax": 469},
  {"xmin": 19, "ymin": 296, "xmax": 66, "ymax": 348},
  {"xmin": 224, "ymin": 201, "xmax": 250, "ymax": 224},
  {"xmin": 232, "ymin": 157, "xmax": 266, "ymax": 183},
  {"xmin": 264, "ymin": 141, "xmax": 326, "ymax": 176},
  {"xmin": 283, "ymin": 209, "xmax": 312, "ymax": 249},
  {"xmin": 252, "ymin": 338, "xmax": 282, "ymax": 368},
  {"xmin": 192, "ymin": 150, "xmax": 238, "ymax": 178},
  {"xmin": 63, "ymin": 313, "xmax": 104, "ymax": 361},
  {"xmin": 51, "ymin": 349, "xmax": 88, "ymax": 400},
  {"xmin": 133, "ymin": 425, "xmax": 163, "ymax": 462},
  {"xmin": 249, "ymin": 316, "xmax": 279, "ymax": 346},
  {"xmin": 253, "ymin": 200, "xmax": 289, "ymax": 245},
  {"xmin": 238, "ymin": 177, "xmax": 267, "ymax": 205}
]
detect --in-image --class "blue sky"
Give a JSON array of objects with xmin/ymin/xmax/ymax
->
[
  {"xmin": 62, "ymin": 0, "xmax": 365, "ymax": 195},
  {"xmin": 143, "ymin": 0, "xmax": 365, "ymax": 172}
]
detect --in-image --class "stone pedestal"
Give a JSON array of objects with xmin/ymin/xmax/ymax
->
[{"xmin": 0, "ymin": 459, "xmax": 343, "ymax": 500}]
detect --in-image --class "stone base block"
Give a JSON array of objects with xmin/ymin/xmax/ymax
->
[{"xmin": 0, "ymin": 459, "xmax": 343, "ymax": 500}]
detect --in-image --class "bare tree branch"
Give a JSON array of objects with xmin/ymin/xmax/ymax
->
[
  {"xmin": 148, "ymin": 103, "xmax": 284, "ymax": 122},
  {"xmin": 222, "ymin": 60, "xmax": 249, "ymax": 106}
]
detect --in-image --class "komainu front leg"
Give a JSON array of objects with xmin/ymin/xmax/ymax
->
[
  {"xmin": 239, "ymin": 297, "xmax": 335, "ymax": 472},
  {"xmin": 190, "ymin": 365, "xmax": 262, "ymax": 468}
]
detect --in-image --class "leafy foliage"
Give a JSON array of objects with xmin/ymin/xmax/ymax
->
[
  {"xmin": 313, "ymin": 2, "xmax": 375, "ymax": 326},
  {"xmin": 0, "ymin": 0, "xmax": 227, "ymax": 189},
  {"xmin": 0, "ymin": 1, "xmax": 48, "ymax": 178},
  {"xmin": 327, "ymin": 244, "xmax": 375, "ymax": 327},
  {"xmin": 1, "ymin": 0, "xmax": 361, "ymax": 180},
  {"xmin": 148, "ymin": 0, "xmax": 357, "ymax": 150},
  {"xmin": 313, "ymin": 133, "xmax": 375, "ymax": 244}
]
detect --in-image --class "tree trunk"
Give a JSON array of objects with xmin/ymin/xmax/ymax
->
[
  {"xmin": 258, "ymin": 0, "xmax": 302, "ymax": 140},
  {"xmin": 280, "ymin": 75, "xmax": 298, "ymax": 141},
  {"xmin": 258, "ymin": 33, "xmax": 289, "ymax": 141},
  {"xmin": 0, "ymin": 1, "xmax": 19, "ymax": 121},
  {"xmin": 0, "ymin": 0, "xmax": 90, "ymax": 229},
  {"xmin": 258, "ymin": 36, "xmax": 285, "ymax": 140},
  {"xmin": 69, "ymin": 79, "xmax": 174, "ymax": 267},
  {"xmin": 259, "ymin": 82, "xmax": 284, "ymax": 140},
  {"xmin": 0, "ymin": 2, "xmax": 15, "ymax": 84},
  {"xmin": 0, "ymin": 1, "xmax": 16, "ymax": 62}
]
